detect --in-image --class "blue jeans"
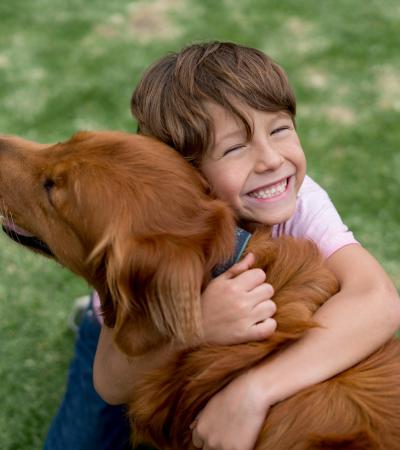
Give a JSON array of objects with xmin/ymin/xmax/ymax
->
[{"xmin": 43, "ymin": 303, "xmax": 155, "ymax": 450}]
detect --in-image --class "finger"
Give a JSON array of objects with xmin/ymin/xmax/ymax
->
[
  {"xmin": 192, "ymin": 428, "xmax": 204, "ymax": 449},
  {"xmin": 251, "ymin": 299, "xmax": 277, "ymax": 318},
  {"xmin": 250, "ymin": 318, "xmax": 277, "ymax": 341},
  {"xmin": 249, "ymin": 283, "xmax": 275, "ymax": 304},
  {"xmin": 223, "ymin": 252, "xmax": 255, "ymax": 278},
  {"xmin": 189, "ymin": 418, "xmax": 199, "ymax": 430},
  {"xmin": 232, "ymin": 268, "xmax": 267, "ymax": 292}
]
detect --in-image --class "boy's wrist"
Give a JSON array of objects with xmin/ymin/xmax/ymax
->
[
  {"xmin": 240, "ymin": 357, "xmax": 304, "ymax": 408},
  {"xmin": 238, "ymin": 364, "xmax": 282, "ymax": 410}
]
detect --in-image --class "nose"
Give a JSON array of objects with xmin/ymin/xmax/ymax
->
[{"xmin": 253, "ymin": 139, "xmax": 284, "ymax": 173}]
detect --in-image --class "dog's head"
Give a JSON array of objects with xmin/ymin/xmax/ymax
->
[{"xmin": 0, "ymin": 131, "xmax": 235, "ymax": 355}]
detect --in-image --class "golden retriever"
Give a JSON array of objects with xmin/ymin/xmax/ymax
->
[{"xmin": 1, "ymin": 131, "xmax": 400, "ymax": 450}]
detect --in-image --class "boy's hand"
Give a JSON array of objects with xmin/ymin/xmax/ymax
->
[
  {"xmin": 201, "ymin": 252, "xmax": 276, "ymax": 345},
  {"xmin": 191, "ymin": 370, "xmax": 270, "ymax": 450}
]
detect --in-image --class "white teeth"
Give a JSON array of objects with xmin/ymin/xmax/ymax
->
[{"xmin": 248, "ymin": 179, "xmax": 287, "ymax": 199}]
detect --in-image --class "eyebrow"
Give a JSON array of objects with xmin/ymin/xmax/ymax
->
[
  {"xmin": 214, "ymin": 128, "xmax": 245, "ymax": 149},
  {"xmin": 272, "ymin": 111, "xmax": 292, "ymax": 121}
]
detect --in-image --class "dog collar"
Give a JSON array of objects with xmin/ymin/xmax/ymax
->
[{"xmin": 212, "ymin": 227, "xmax": 252, "ymax": 277}]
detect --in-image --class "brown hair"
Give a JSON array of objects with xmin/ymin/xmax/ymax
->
[{"xmin": 131, "ymin": 41, "xmax": 296, "ymax": 166}]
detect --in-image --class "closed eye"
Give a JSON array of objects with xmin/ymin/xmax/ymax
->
[
  {"xmin": 271, "ymin": 126, "xmax": 291, "ymax": 135},
  {"xmin": 222, "ymin": 144, "xmax": 246, "ymax": 157}
]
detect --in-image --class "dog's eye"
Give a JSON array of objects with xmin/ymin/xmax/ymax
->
[{"xmin": 43, "ymin": 178, "xmax": 55, "ymax": 192}]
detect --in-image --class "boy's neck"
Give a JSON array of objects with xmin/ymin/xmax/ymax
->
[{"xmin": 239, "ymin": 220, "xmax": 271, "ymax": 234}]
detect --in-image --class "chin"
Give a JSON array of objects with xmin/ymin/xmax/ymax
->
[{"xmin": 249, "ymin": 203, "xmax": 296, "ymax": 227}]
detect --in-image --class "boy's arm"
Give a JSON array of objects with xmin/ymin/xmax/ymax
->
[
  {"xmin": 191, "ymin": 244, "xmax": 400, "ymax": 450},
  {"xmin": 93, "ymin": 325, "xmax": 136, "ymax": 405},
  {"xmin": 93, "ymin": 252, "xmax": 276, "ymax": 405},
  {"xmin": 93, "ymin": 326, "xmax": 174, "ymax": 405}
]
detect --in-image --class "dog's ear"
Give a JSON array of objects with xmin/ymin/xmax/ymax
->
[{"xmin": 105, "ymin": 234, "xmax": 206, "ymax": 357}]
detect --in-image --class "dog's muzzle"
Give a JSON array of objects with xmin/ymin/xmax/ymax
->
[{"xmin": 1, "ymin": 220, "xmax": 54, "ymax": 257}]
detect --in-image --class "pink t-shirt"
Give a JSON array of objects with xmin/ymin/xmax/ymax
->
[
  {"xmin": 272, "ymin": 175, "xmax": 358, "ymax": 259},
  {"xmin": 92, "ymin": 175, "xmax": 358, "ymax": 320}
]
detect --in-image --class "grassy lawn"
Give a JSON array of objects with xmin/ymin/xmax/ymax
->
[{"xmin": 0, "ymin": 0, "xmax": 399, "ymax": 448}]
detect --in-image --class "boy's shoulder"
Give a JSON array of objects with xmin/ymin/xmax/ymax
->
[
  {"xmin": 293, "ymin": 175, "xmax": 332, "ymax": 222},
  {"xmin": 298, "ymin": 175, "xmax": 329, "ymax": 197},
  {"xmin": 273, "ymin": 175, "xmax": 358, "ymax": 258}
]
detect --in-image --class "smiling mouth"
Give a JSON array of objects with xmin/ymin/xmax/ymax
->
[
  {"xmin": 247, "ymin": 178, "xmax": 289, "ymax": 200},
  {"xmin": 1, "ymin": 220, "xmax": 54, "ymax": 257}
]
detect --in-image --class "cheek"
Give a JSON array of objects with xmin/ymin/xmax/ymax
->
[
  {"xmin": 288, "ymin": 144, "xmax": 306, "ymax": 182},
  {"xmin": 203, "ymin": 169, "xmax": 241, "ymax": 203},
  {"xmin": 294, "ymin": 149, "xmax": 306, "ymax": 170},
  {"xmin": 297, "ymin": 151, "xmax": 307, "ymax": 183}
]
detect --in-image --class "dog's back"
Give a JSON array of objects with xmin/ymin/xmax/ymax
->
[{"xmin": 131, "ymin": 233, "xmax": 400, "ymax": 450}]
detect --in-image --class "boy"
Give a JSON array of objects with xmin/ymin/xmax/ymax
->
[{"xmin": 47, "ymin": 42, "xmax": 400, "ymax": 450}]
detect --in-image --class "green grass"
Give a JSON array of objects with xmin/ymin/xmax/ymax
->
[{"xmin": 0, "ymin": 0, "xmax": 399, "ymax": 448}]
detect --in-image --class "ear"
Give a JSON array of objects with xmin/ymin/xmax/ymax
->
[{"xmin": 106, "ymin": 234, "xmax": 205, "ymax": 357}]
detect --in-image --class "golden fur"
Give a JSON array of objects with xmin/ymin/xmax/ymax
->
[{"xmin": 1, "ymin": 131, "xmax": 399, "ymax": 449}]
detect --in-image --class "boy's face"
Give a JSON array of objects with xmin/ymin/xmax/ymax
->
[{"xmin": 200, "ymin": 103, "xmax": 306, "ymax": 227}]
